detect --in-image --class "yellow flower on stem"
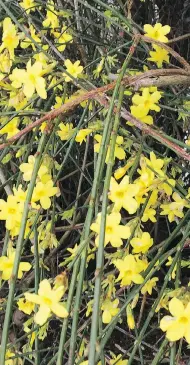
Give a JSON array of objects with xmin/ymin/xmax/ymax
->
[
  {"xmin": 160, "ymin": 192, "xmax": 189, "ymax": 222},
  {"xmin": 90, "ymin": 212, "xmax": 130, "ymax": 247},
  {"xmin": 21, "ymin": 25, "xmax": 41, "ymax": 51},
  {"xmin": 19, "ymin": 155, "xmax": 49, "ymax": 182},
  {"xmin": 20, "ymin": 0, "xmax": 37, "ymax": 13},
  {"xmin": 148, "ymin": 45, "xmax": 170, "ymax": 68},
  {"xmin": 130, "ymin": 232, "xmax": 153, "ymax": 254},
  {"xmin": 0, "ymin": 247, "xmax": 31, "ymax": 281},
  {"xmin": 75, "ymin": 129, "xmax": 91, "ymax": 144},
  {"xmin": 17, "ymin": 298, "xmax": 35, "ymax": 315},
  {"xmin": 63, "ymin": 59, "xmax": 83, "ymax": 82},
  {"xmin": 57, "ymin": 123, "xmax": 75, "ymax": 141},
  {"xmin": 0, "ymin": 118, "xmax": 20, "ymax": 138},
  {"xmin": 126, "ymin": 304, "xmax": 135, "ymax": 329},
  {"xmin": 101, "ymin": 297, "xmax": 119, "ymax": 323},
  {"xmin": 132, "ymin": 88, "xmax": 162, "ymax": 114},
  {"xmin": 94, "ymin": 134, "xmax": 126, "ymax": 164},
  {"xmin": 110, "ymin": 354, "xmax": 128, "ymax": 365},
  {"xmin": 108, "ymin": 176, "xmax": 139, "ymax": 214},
  {"xmin": 42, "ymin": 0, "xmax": 59, "ymax": 29},
  {"xmin": 10, "ymin": 60, "xmax": 47, "ymax": 99},
  {"xmin": 130, "ymin": 105, "xmax": 153, "ymax": 125},
  {"xmin": 145, "ymin": 151, "xmax": 165, "ymax": 177},
  {"xmin": 0, "ymin": 195, "xmax": 23, "ymax": 230},
  {"xmin": 0, "ymin": 18, "xmax": 19, "ymax": 60},
  {"xmin": 144, "ymin": 23, "xmax": 170, "ymax": 42},
  {"xmin": 142, "ymin": 190, "xmax": 158, "ymax": 223},
  {"xmin": 25, "ymin": 279, "xmax": 68, "ymax": 325},
  {"xmin": 160, "ymin": 297, "xmax": 190, "ymax": 343},
  {"xmin": 141, "ymin": 277, "xmax": 158, "ymax": 295},
  {"xmin": 53, "ymin": 26, "xmax": 73, "ymax": 52},
  {"xmin": 114, "ymin": 254, "xmax": 147, "ymax": 286},
  {"xmin": 32, "ymin": 179, "xmax": 58, "ymax": 209}
]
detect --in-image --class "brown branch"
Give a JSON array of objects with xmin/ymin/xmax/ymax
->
[
  {"xmin": 167, "ymin": 33, "xmax": 190, "ymax": 44},
  {"xmin": 0, "ymin": 68, "xmax": 189, "ymax": 151}
]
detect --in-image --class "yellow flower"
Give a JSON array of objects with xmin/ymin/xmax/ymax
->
[
  {"xmin": 63, "ymin": 59, "xmax": 83, "ymax": 82},
  {"xmin": 114, "ymin": 254, "xmax": 147, "ymax": 286},
  {"xmin": 17, "ymin": 298, "xmax": 35, "ymax": 315},
  {"xmin": 160, "ymin": 192, "xmax": 189, "ymax": 222},
  {"xmin": 32, "ymin": 180, "xmax": 58, "ymax": 209},
  {"xmin": 19, "ymin": 155, "xmax": 50, "ymax": 182},
  {"xmin": 142, "ymin": 190, "xmax": 158, "ymax": 222},
  {"xmin": 144, "ymin": 23, "xmax": 170, "ymax": 42},
  {"xmin": 75, "ymin": 129, "xmax": 91, "ymax": 144},
  {"xmin": 0, "ymin": 195, "xmax": 23, "ymax": 230},
  {"xmin": 0, "ymin": 247, "xmax": 31, "ymax": 281},
  {"xmin": 0, "ymin": 118, "xmax": 20, "ymax": 138},
  {"xmin": 130, "ymin": 105, "xmax": 153, "ymax": 125},
  {"xmin": 0, "ymin": 50, "xmax": 12, "ymax": 74},
  {"xmin": 5, "ymin": 350, "xmax": 23, "ymax": 365},
  {"xmin": 90, "ymin": 212, "xmax": 130, "ymax": 248},
  {"xmin": 130, "ymin": 232, "xmax": 153, "ymax": 254},
  {"xmin": 0, "ymin": 18, "xmax": 19, "ymax": 60},
  {"xmin": 110, "ymin": 354, "xmax": 128, "ymax": 365},
  {"xmin": 10, "ymin": 60, "xmax": 47, "ymax": 99},
  {"xmin": 132, "ymin": 88, "xmax": 162, "ymax": 114},
  {"xmin": 53, "ymin": 26, "xmax": 73, "ymax": 52},
  {"xmin": 101, "ymin": 297, "xmax": 119, "ymax": 323},
  {"xmin": 25, "ymin": 279, "xmax": 68, "ymax": 325},
  {"xmin": 43, "ymin": 0, "xmax": 59, "ymax": 29},
  {"xmin": 126, "ymin": 304, "xmax": 135, "ymax": 329},
  {"xmin": 57, "ymin": 123, "xmax": 75, "ymax": 140},
  {"xmin": 160, "ymin": 297, "xmax": 190, "ymax": 343},
  {"xmin": 141, "ymin": 277, "xmax": 158, "ymax": 295},
  {"xmin": 8, "ymin": 90, "xmax": 28, "ymax": 111},
  {"xmin": 145, "ymin": 151, "xmax": 164, "ymax": 177},
  {"xmin": 148, "ymin": 45, "xmax": 170, "ymax": 68},
  {"xmin": 114, "ymin": 157, "xmax": 136, "ymax": 180},
  {"xmin": 166, "ymin": 256, "xmax": 177, "ymax": 280},
  {"xmin": 108, "ymin": 176, "xmax": 139, "ymax": 214},
  {"xmin": 21, "ymin": 25, "xmax": 41, "ymax": 51},
  {"xmin": 20, "ymin": 0, "xmax": 37, "ymax": 13},
  {"xmin": 94, "ymin": 134, "xmax": 126, "ymax": 164}
]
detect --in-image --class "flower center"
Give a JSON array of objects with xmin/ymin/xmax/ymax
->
[
  {"xmin": 116, "ymin": 191, "xmax": 124, "ymax": 198},
  {"xmin": 106, "ymin": 226, "xmax": 113, "ymax": 234},
  {"xmin": 8, "ymin": 207, "xmax": 16, "ymax": 214},
  {"xmin": 43, "ymin": 297, "xmax": 52, "ymax": 306},
  {"xmin": 179, "ymin": 316, "xmax": 188, "ymax": 325},
  {"xmin": 144, "ymin": 100, "xmax": 150, "ymax": 108}
]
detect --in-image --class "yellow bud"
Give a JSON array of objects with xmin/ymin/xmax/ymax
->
[{"xmin": 126, "ymin": 304, "xmax": 135, "ymax": 329}]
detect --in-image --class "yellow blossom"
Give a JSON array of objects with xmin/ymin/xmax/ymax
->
[
  {"xmin": 75, "ymin": 129, "xmax": 91, "ymax": 144},
  {"xmin": 110, "ymin": 354, "xmax": 128, "ymax": 365},
  {"xmin": 0, "ymin": 18, "xmax": 19, "ymax": 60},
  {"xmin": 148, "ymin": 45, "xmax": 170, "ymax": 68},
  {"xmin": 0, "ymin": 50, "xmax": 12, "ymax": 74},
  {"xmin": 142, "ymin": 190, "xmax": 158, "ymax": 222},
  {"xmin": 130, "ymin": 105, "xmax": 153, "ymax": 125},
  {"xmin": 90, "ymin": 212, "xmax": 130, "ymax": 247},
  {"xmin": 144, "ymin": 23, "xmax": 170, "ymax": 42},
  {"xmin": 101, "ymin": 297, "xmax": 119, "ymax": 323},
  {"xmin": 21, "ymin": 25, "xmax": 41, "ymax": 51},
  {"xmin": 132, "ymin": 88, "xmax": 162, "ymax": 114},
  {"xmin": 160, "ymin": 192, "xmax": 189, "ymax": 222},
  {"xmin": 32, "ymin": 179, "xmax": 58, "ymax": 209},
  {"xmin": 63, "ymin": 59, "xmax": 83, "ymax": 82},
  {"xmin": 130, "ymin": 232, "xmax": 153, "ymax": 254},
  {"xmin": 57, "ymin": 123, "xmax": 75, "ymax": 140},
  {"xmin": 0, "ymin": 195, "xmax": 23, "ymax": 230},
  {"xmin": 10, "ymin": 60, "xmax": 47, "ymax": 99},
  {"xmin": 166, "ymin": 256, "xmax": 177, "ymax": 279},
  {"xmin": 126, "ymin": 304, "xmax": 135, "ymax": 329},
  {"xmin": 20, "ymin": 0, "xmax": 37, "ymax": 13},
  {"xmin": 43, "ymin": 0, "xmax": 59, "ymax": 29},
  {"xmin": 17, "ymin": 298, "xmax": 35, "ymax": 315},
  {"xmin": 145, "ymin": 151, "xmax": 165, "ymax": 177},
  {"xmin": 25, "ymin": 279, "xmax": 68, "ymax": 325},
  {"xmin": 108, "ymin": 176, "xmax": 139, "ymax": 214},
  {"xmin": 8, "ymin": 90, "xmax": 28, "ymax": 111},
  {"xmin": 141, "ymin": 277, "xmax": 158, "ymax": 295},
  {"xmin": 53, "ymin": 26, "xmax": 73, "ymax": 52},
  {"xmin": 114, "ymin": 157, "xmax": 135, "ymax": 180},
  {"xmin": 94, "ymin": 134, "xmax": 126, "ymax": 163},
  {"xmin": 0, "ymin": 118, "xmax": 20, "ymax": 138},
  {"xmin": 19, "ymin": 155, "xmax": 50, "ymax": 182},
  {"xmin": 0, "ymin": 247, "xmax": 31, "ymax": 280},
  {"xmin": 114, "ymin": 254, "xmax": 147, "ymax": 286},
  {"xmin": 160, "ymin": 297, "xmax": 190, "ymax": 343},
  {"xmin": 5, "ymin": 350, "xmax": 23, "ymax": 365}
]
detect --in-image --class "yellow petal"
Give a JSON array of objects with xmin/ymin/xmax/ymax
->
[
  {"xmin": 35, "ymin": 305, "xmax": 51, "ymax": 325},
  {"xmin": 169, "ymin": 297, "xmax": 184, "ymax": 317},
  {"xmin": 51, "ymin": 303, "xmax": 68, "ymax": 318}
]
